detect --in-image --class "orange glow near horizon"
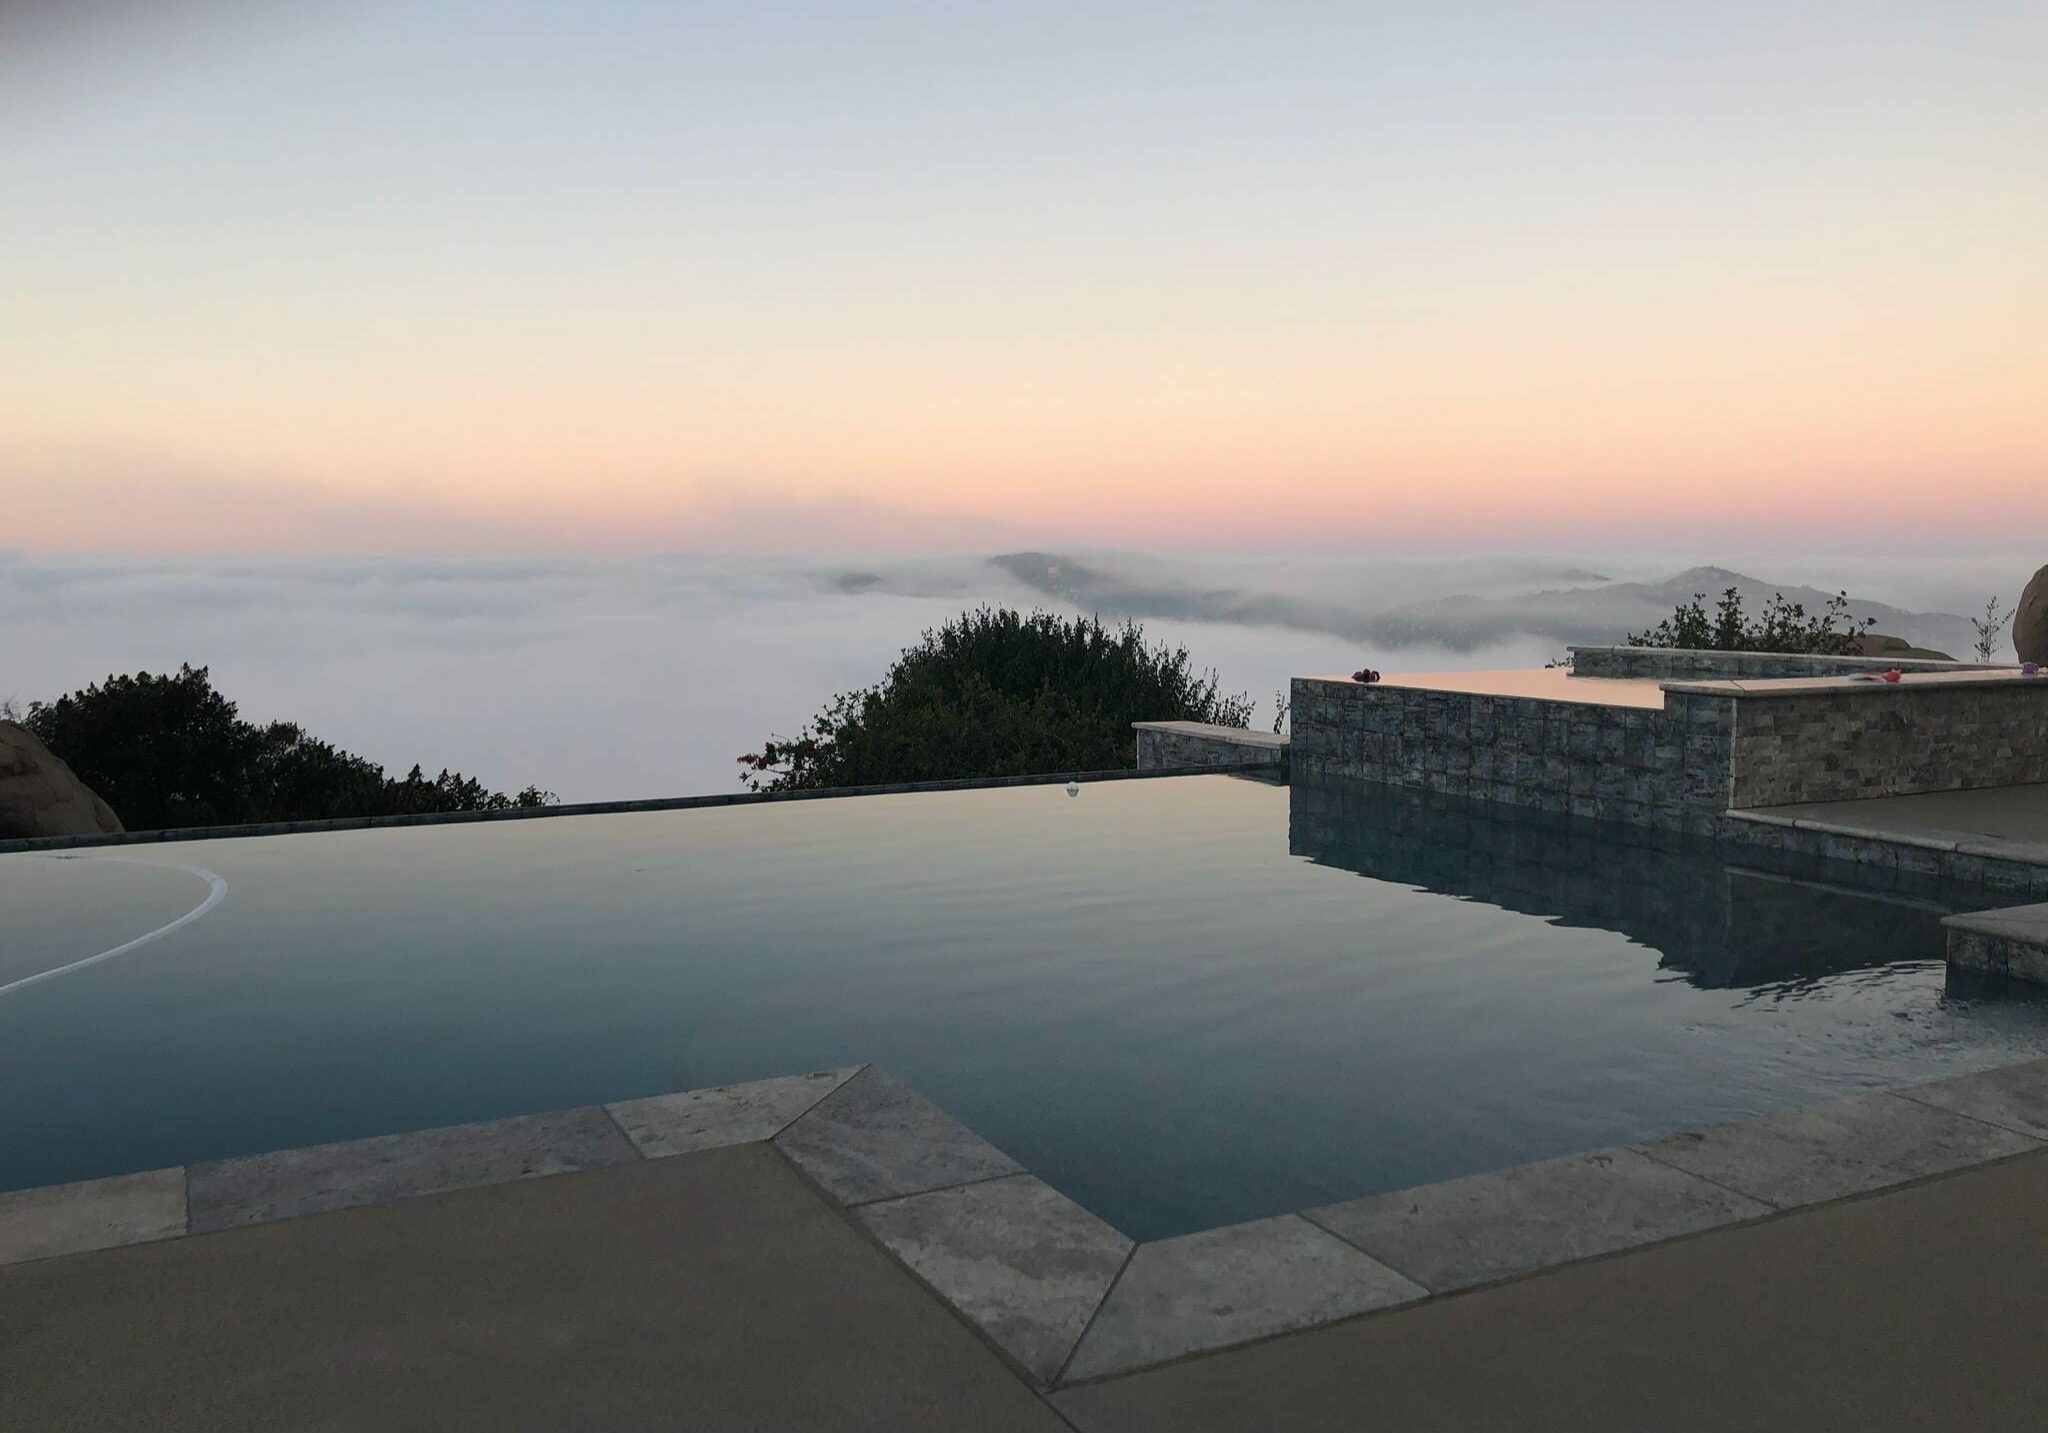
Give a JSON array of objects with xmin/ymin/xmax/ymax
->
[{"xmin": 4, "ymin": 2, "xmax": 2044, "ymax": 555}]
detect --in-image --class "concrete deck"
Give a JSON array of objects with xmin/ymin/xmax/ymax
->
[
  {"xmin": 1056, "ymin": 1148, "xmax": 2048, "ymax": 1433},
  {"xmin": 9, "ymin": 1111, "xmax": 2048, "ymax": 1431},
  {"xmin": 1747, "ymin": 782, "xmax": 2048, "ymax": 855},
  {"xmin": 0, "ymin": 1144, "xmax": 1069, "ymax": 1433},
  {"xmin": 9, "ymin": 1057, "xmax": 2048, "ymax": 1428}
]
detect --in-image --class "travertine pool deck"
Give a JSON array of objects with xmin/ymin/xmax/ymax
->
[{"xmin": 8, "ymin": 1058, "xmax": 2048, "ymax": 1429}]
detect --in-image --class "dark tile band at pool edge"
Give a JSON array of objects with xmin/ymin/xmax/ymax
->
[{"xmin": 5, "ymin": 1056, "xmax": 2047, "ymax": 1391}]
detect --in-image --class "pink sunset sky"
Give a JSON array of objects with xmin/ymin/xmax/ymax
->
[{"xmin": 3, "ymin": 0, "xmax": 2043, "ymax": 556}]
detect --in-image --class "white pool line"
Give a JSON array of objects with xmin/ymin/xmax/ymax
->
[{"xmin": 0, "ymin": 857, "xmax": 228, "ymax": 999}]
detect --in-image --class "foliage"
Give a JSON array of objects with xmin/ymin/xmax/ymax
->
[
  {"xmin": 737, "ymin": 608, "xmax": 1252, "ymax": 792},
  {"xmin": 20, "ymin": 664, "xmax": 554, "ymax": 830},
  {"xmin": 1971, "ymin": 597, "xmax": 2011, "ymax": 663},
  {"xmin": 1625, "ymin": 587, "xmax": 1876, "ymax": 656}
]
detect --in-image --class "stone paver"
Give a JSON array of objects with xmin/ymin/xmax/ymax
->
[
  {"xmin": 858, "ymin": 1173, "xmax": 1132, "ymax": 1387},
  {"xmin": 1894, "ymin": 1058, "xmax": 2048, "ymax": 1141},
  {"xmin": 775, "ymin": 1066, "xmax": 1021, "ymax": 1204},
  {"xmin": 0, "ymin": 1168, "xmax": 186, "ymax": 1267},
  {"xmin": 607, "ymin": 1067, "xmax": 859, "ymax": 1158},
  {"xmin": 1062, "ymin": 1215, "xmax": 1423, "ymax": 1383},
  {"xmin": 1634, "ymin": 1090, "xmax": 2040, "ymax": 1209},
  {"xmin": 187, "ymin": 1106, "xmax": 637, "ymax": 1233},
  {"xmin": 1305, "ymin": 1146, "xmax": 1769, "ymax": 1292}
]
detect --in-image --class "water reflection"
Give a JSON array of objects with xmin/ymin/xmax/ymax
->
[{"xmin": 1289, "ymin": 772, "xmax": 2022, "ymax": 993}]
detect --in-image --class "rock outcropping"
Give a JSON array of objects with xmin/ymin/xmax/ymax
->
[
  {"xmin": 1852, "ymin": 633, "xmax": 1956, "ymax": 662},
  {"xmin": 2018, "ymin": 566, "xmax": 2048, "ymax": 665},
  {"xmin": 0, "ymin": 722, "xmax": 123, "ymax": 839}
]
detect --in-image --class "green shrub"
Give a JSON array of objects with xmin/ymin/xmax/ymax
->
[
  {"xmin": 1626, "ymin": 588, "xmax": 1875, "ymax": 656},
  {"xmin": 22, "ymin": 665, "xmax": 554, "ymax": 830},
  {"xmin": 737, "ymin": 608, "xmax": 1251, "ymax": 791}
]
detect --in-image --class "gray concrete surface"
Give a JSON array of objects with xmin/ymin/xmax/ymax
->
[
  {"xmin": 1634, "ymin": 1090, "xmax": 2038, "ymax": 1209},
  {"xmin": 0, "ymin": 1168, "xmax": 185, "ymax": 1266},
  {"xmin": 859, "ymin": 1173, "xmax": 1133, "ymax": 1387},
  {"xmin": 776, "ymin": 1066, "xmax": 1023, "ymax": 1204},
  {"xmin": 608, "ymin": 1066, "xmax": 858, "ymax": 1157},
  {"xmin": 1054, "ymin": 1149, "xmax": 2048, "ymax": 1432},
  {"xmin": 1750, "ymin": 782, "xmax": 2048, "ymax": 851},
  {"xmin": 0, "ymin": 1144, "xmax": 1070, "ymax": 1433},
  {"xmin": 1064, "ymin": 1214, "xmax": 1423, "ymax": 1382},
  {"xmin": 1306, "ymin": 1146, "xmax": 1768, "ymax": 1292},
  {"xmin": 187, "ymin": 1106, "xmax": 638, "ymax": 1233},
  {"xmin": 1894, "ymin": 1058, "xmax": 2048, "ymax": 1141}
]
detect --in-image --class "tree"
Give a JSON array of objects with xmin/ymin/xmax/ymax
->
[
  {"xmin": 1625, "ymin": 588, "xmax": 1876, "ymax": 656},
  {"xmin": 22, "ymin": 665, "xmax": 555, "ymax": 830},
  {"xmin": 737, "ymin": 608, "xmax": 1253, "ymax": 792}
]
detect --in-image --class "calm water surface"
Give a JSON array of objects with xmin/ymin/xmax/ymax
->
[{"xmin": 4, "ymin": 773, "xmax": 2044, "ymax": 1239}]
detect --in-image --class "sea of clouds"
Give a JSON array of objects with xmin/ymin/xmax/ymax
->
[{"xmin": 2, "ymin": 549, "xmax": 2026, "ymax": 802}]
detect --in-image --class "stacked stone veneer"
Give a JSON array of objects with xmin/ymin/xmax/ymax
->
[
  {"xmin": 1721, "ymin": 680, "xmax": 2048, "ymax": 807},
  {"xmin": 1570, "ymin": 646, "xmax": 1992, "ymax": 681},
  {"xmin": 1288, "ymin": 678, "xmax": 1736, "ymax": 833},
  {"xmin": 1132, "ymin": 721, "xmax": 1289, "ymax": 772},
  {"xmin": 1293, "ymin": 672, "xmax": 2048, "ymax": 835}
]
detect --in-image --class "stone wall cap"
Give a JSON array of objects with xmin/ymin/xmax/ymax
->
[
  {"xmin": 1130, "ymin": 721, "xmax": 1288, "ymax": 748},
  {"xmin": 1942, "ymin": 903, "xmax": 2048, "ymax": 942},
  {"xmin": 1662, "ymin": 668, "xmax": 2039, "ymax": 700},
  {"xmin": 1572, "ymin": 644, "xmax": 1995, "ymax": 671}
]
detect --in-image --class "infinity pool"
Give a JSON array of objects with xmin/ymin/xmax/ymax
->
[{"xmin": 4, "ymin": 773, "xmax": 2045, "ymax": 1239}]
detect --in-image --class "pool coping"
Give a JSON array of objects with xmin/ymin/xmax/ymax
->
[
  {"xmin": 6, "ymin": 1056, "xmax": 2046, "ymax": 1392},
  {"xmin": 0, "ymin": 762, "xmax": 1280, "ymax": 857}
]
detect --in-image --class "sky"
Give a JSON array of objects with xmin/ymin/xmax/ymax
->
[{"xmin": 3, "ymin": 0, "xmax": 2044, "ymax": 555}]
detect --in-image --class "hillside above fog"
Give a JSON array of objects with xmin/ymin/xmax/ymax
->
[{"xmin": 982, "ymin": 553, "xmax": 1977, "ymax": 657}]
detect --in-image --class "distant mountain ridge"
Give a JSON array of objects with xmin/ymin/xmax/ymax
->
[{"xmin": 986, "ymin": 553, "xmax": 1973, "ymax": 655}]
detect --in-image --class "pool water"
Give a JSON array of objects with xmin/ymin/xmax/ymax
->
[{"xmin": 4, "ymin": 773, "xmax": 2044, "ymax": 1240}]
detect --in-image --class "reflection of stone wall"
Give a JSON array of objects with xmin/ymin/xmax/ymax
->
[
  {"xmin": 1571, "ymin": 647, "xmax": 1987, "ymax": 680},
  {"xmin": 1727, "ymin": 682, "xmax": 2048, "ymax": 807},
  {"xmin": 1286, "ymin": 774, "xmax": 1961, "ymax": 989},
  {"xmin": 1132, "ymin": 722, "xmax": 1288, "ymax": 772},
  {"xmin": 1289, "ymin": 678, "xmax": 1736, "ymax": 834}
]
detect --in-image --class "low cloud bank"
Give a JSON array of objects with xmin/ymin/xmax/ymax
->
[{"xmin": 6, "ymin": 550, "xmax": 2020, "ymax": 801}]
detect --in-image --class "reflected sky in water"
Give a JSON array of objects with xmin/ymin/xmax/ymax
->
[{"xmin": 4, "ymin": 774, "xmax": 2044, "ymax": 1239}]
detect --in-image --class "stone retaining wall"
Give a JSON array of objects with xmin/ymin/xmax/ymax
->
[
  {"xmin": 1292, "ymin": 671, "xmax": 2048, "ymax": 837},
  {"xmin": 1288, "ymin": 678, "xmax": 1735, "ymax": 833},
  {"xmin": 1570, "ymin": 646, "xmax": 1991, "ymax": 681},
  {"xmin": 1132, "ymin": 722, "xmax": 1288, "ymax": 772},
  {"xmin": 1718, "ymin": 680, "xmax": 2048, "ymax": 807}
]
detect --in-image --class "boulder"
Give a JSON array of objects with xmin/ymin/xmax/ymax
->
[
  {"xmin": 1852, "ymin": 633, "xmax": 1955, "ymax": 662},
  {"xmin": 0, "ymin": 722, "xmax": 123, "ymax": 839},
  {"xmin": 2018, "ymin": 566, "xmax": 2048, "ymax": 665}
]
